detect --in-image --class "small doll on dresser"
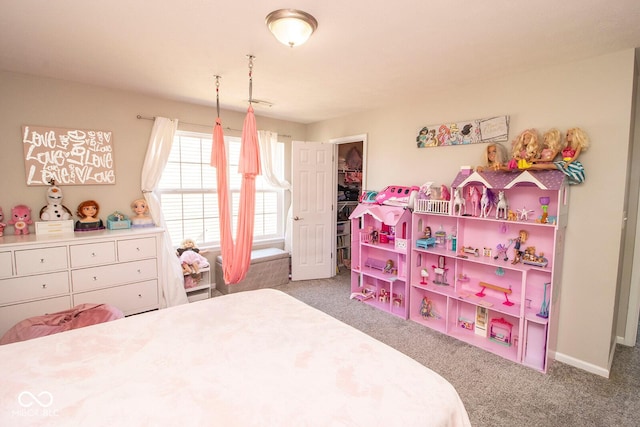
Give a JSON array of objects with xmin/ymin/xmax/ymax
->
[
  {"xmin": 74, "ymin": 200, "xmax": 105, "ymax": 231},
  {"xmin": 130, "ymin": 198, "xmax": 155, "ymax": 228}
]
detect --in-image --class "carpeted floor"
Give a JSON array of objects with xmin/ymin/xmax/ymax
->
[{"xmin": 214, "ymin": 271, "xmax": 640, "ymax": 426}]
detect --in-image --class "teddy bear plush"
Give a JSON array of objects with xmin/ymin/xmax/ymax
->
[{"xmin": 8, "ymin": 205, "xmax": 33, "ymax": 235}]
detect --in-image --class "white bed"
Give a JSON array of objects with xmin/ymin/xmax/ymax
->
[{"xmin": 0, "ymin": 289, "xmax": 470, "ymax": 426}]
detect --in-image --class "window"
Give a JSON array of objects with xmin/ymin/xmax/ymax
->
[{"xmin": 158, "ymin": 131, "xmax": 285, "ymax": 247}]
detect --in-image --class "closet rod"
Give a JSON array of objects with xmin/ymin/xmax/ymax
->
[{"xmin": 136, "ymin": 115, "xmax": 291, "ymax": 138}]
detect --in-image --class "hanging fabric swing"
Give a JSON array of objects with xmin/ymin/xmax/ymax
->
[{"xmin": 210, "ymin": 57, "xmax": 261, "ymax": 284}]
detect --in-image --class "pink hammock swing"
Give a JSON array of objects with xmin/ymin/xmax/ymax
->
[{"xmin": 210, "ymin": 59, "xmax": 261, "ymax": 284}]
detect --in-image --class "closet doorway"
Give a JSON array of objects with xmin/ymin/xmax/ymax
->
[{"xmin": 332, "ymin": 134, "xmax": 367, "ymax": 276}]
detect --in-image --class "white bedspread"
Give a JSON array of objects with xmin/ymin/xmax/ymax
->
[{"xmin": 0, "ymin": 289, "xmax": 470, "ymax": 426}]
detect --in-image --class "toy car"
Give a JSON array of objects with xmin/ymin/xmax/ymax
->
[{"xmin": 374, "ymin": 185, "xmax": 419, "ymax": 208}]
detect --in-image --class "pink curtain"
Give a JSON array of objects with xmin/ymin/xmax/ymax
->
[{"xmin": 211, "ymin": 106, "xmax": 261, "ymax": 284}]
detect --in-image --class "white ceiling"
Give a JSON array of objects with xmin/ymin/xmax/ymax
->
[{"xmin": 2, "ymin": 1, "xmax": 640, "ymax": 124}]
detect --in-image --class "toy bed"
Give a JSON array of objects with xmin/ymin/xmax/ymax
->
[{"xmin": 0, "ymin": 289, "xmax": 470, "ymax": 426}]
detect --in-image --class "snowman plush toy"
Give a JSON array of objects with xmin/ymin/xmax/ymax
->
[{"xmin": 39, "ymin": 183, "xmax": 72, "ymax": 221}]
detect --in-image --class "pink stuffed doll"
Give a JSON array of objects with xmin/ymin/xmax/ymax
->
[
  {"xmin": 177, "ymin": 239, "xmax": 209, "ymax": 285},
  {"xmin": 8, "ymin": 205, "xmax": 33, "ymax": 235},
  {"xmin": 0, "ymin": 207, "xmax": 6, "ymax": 237}
]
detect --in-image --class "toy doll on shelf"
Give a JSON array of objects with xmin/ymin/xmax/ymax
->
[
  {"xmin": 527, "ymin": 128, "xmax": 589, "ymax": 184},
  {"xmin": 130, "ymin": 198, "xmax": 155, "ymax": 228},
  {"xmin": 177, "ymin": 239, "xmax": 209, "ymax": 285},
  {"xmin": 476, "ymin": 143, "xmax": 507, "ymax": 172},
  {"xmin": 538, "ymin": 129, "xmax": 564, "ymax": 163},
  {"xmin": 74, "ymin": 200, "xmax": 105, "ymax": 231},
  {"xmin": 507, "ymin": 129, "xmax": 541, "ymax": 170}
]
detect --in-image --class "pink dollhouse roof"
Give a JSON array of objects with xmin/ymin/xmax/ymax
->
[
  {"xmin": 348, "ymin": 204, "xmax": 410, "ymax": 226},
  {"xmin": 451, "ymin": 169, "xmax": 565, "ymax": 190}
]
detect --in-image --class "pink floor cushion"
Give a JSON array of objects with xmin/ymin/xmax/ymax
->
[{"xmin": 0, "ymin": 303, "xmax": 124, "ymax": 345}]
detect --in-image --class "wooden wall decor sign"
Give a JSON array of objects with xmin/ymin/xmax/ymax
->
[
  {"xmin": 22, "ymin": 125, "xmax": 116, "ymax": 186},
  {"xmin": 416, "ymin": 115, "xmax": 510, "ymax": 148}
]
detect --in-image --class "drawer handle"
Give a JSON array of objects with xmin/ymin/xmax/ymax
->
[
  {"xmin": 40, "ymin": 258, "xmax": 45, "ymax": 264},
  {"xmin": 138, "ymin": 294, "xmax": 142, "ymax": 298},
  {"xmin": 137, "ymin": 269, "xmax": 142, "ymax": 274},
  {"xmin": 92, "ymin": 276, "xmax": 98, "ymax": 281},
  {"xmin": 136, "ymin": 247, "xmax": 141, "ymax": 252},
  {"xmin": 91, "ymin": 252, "xmax": 96, "ymax": 257},
  {"xmin": 41, "ymin": 284, "xmax": 47, "ymax": 289}
]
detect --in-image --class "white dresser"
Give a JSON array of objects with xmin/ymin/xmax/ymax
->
[{"xmin": 0, "ymin": 227, "xmax": 163, "ymax": 337}]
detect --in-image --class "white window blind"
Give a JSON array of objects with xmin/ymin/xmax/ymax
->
[{"xmin": 157, "ymin": 131, "xmax": 284, "ymax": 247}]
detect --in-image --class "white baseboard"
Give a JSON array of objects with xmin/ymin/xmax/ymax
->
[{"xmin": 551, "ymin": 350, "xmax": 611, "ymax": 378}]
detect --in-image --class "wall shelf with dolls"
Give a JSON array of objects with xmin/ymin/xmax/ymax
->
[
  {"xmin": 410, "ymin": 168, "xmax": 568, "ymax": 372},
  {"xmin": 348, "ymin": 204, "xmax": 412, "ymax": 319}
]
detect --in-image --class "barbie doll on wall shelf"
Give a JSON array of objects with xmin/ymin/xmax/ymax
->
[
  {"xmin": 507, "ymin": 129, "xmax": 541, "ymax": 170},
  {"xmin": 476, "ymin": 143, "xmax": 507, "ymax": 172},
  {"xmin": 527, "ymin": 128, "xmax": 589, "ymax": 184}
]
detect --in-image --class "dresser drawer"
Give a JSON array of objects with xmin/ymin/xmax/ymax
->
[
  {"xmin": 69, "ymin": 241, "xmax": 116, "ymax": 268},
  {"xmin": 0, "ymin": 296, "xmax": 71, "ymax": 337},
  {"xmin": 118, "ymin": 237, "xmax": 157, "ymax": 261},
  {"xmin": 71, "ymin": 259, "xmax": 158, "ymax": 292},
  {"xmin": 0, "ymin": 271, "xmax": 70, "ymax": 305},
  {"xmin": 0, "ymin": 252, "xmax": 12, "ymax": 278},
  {"xmin": 73, "ymin": 280, "xmax": 158, "ymax": 316},
  {"xmin": 15, "ymin": 246, "xmax": 68, "ymax": 275}
]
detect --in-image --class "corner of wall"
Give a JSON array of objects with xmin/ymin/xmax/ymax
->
[{"xmin": 552, "ymin": 351, "xmax": 611, "ymax": 378}]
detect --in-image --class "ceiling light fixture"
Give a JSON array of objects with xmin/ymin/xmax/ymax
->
[{"xmin": 265, "ymin": 9, "xmax": 318, "ymax": 48}]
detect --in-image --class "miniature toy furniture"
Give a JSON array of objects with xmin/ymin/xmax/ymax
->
[
  {"xmin": 0, "ymin": 227, "xmax": 163, "ymax": 337},
  {"xmin": 215, "ymin": 248, "xmax": 289, "ymax": 294},
  {"xmin": 349, "ymin": 204, "xmax": 412, "ymax": 319},
  {"xmin": 410, "ymin": 170, "xmax": 567, "ymax": 372}
]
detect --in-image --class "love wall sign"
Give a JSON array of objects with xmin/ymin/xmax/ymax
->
[{"xmin": 22, "ymin": 125, "xmax": 116, "ymax": 185}]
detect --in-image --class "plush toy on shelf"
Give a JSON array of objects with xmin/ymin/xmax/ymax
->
[
  {"xmin": 0, "ymin": 207, "xmax": 7, "ymax": 237},
  {"xmin": 8, "ymin": 205, "xmax": 33, "ymax": 235},
  {"xmin": 39, "ymin": 182, "xmax": 72, "ymax": 221},
  {"xmin": 177, "ymin": 239, "xmax": 210, "ymax": 285}
]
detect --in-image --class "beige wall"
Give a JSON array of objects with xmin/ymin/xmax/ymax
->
[
  {"xmin": 308, "ymin": 49, "xmax": 637, "ymax": 375},
  {"xmin": 0, "ymin": 70, "xmax": 305, "ymax": 223}
]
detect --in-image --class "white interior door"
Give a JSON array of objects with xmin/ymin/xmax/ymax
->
[{"xmin": 291, "ymin": 141, "xmax": 334, "ymax": 281}]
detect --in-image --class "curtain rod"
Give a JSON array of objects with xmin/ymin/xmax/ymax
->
[{"xmin": 136, "ymin": 115, "xmax": 291, "ymax": 138}]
